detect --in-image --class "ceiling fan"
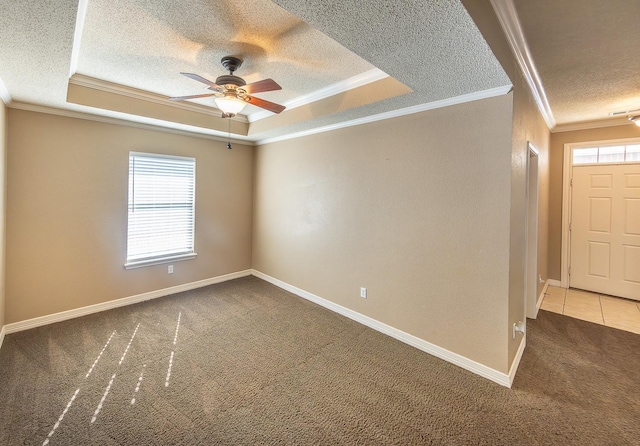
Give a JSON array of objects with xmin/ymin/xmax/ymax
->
[{"xmin": 169, "ymin": 56, "xmax": 286, "ymax": 118}]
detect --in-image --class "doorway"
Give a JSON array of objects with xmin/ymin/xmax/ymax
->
[
  {"xmin": 526, "ymin": 142, "xmax": 540, "ymax": 318},
  {"xmin": 561, "ymin": 139, "xmax": 640, "ymax": 301}
]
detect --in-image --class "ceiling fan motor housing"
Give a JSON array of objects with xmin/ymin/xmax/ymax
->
[
  {"xmin": 214, "ymin": 74, "xmax": 246, "ymax": 88},
  {"xmin": 216, "ymin": 56, "xmax": 246, "ymax": 88}
]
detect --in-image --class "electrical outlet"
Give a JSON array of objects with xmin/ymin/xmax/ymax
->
[
  {"xmin": 360, "ymin": 287, "xmax": 367, "ymax": 299},
  {"xmin": 168, "ymin": 265, "xmax": 174, "ymax": 274}
]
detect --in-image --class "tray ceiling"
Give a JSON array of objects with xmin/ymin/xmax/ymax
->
[{"xmin": 0, "ymin": 0, "xmax": 513, "ymax": 142}]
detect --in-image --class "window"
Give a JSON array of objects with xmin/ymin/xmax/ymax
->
[
  {"xmin": 125, "ymin": 152, "xmax": 196, "ymax": 268},
  {"xmin": 573, "ymin": 144, "xmax": 640, "ymax": 165}
]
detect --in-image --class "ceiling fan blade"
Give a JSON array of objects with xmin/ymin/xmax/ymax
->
[
  {"xmin": 180, "ymin": 72, "xmax": 221, "ymax": 89},
  {"xmin": 245, "ymin": 95, "xmax": 286, "ymax": 114},
  {"xmin": 243, "ymin": 78, "xmax": 282, "ymax": 94},
  {"xmin": 169, "ymin": 93, "xmax": 216, "ymax": 101}
]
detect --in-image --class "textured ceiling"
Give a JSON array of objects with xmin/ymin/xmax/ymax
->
[
  {"xmin": 77, "ymin": 0, "xmax": 377, "ymax": 111},
  {"xmin": 513, "ymin": 0, "xmax": 640, "ymax": 125},
  {"xmin": 0, "ymin": 0, "xmax": 513, "ymax": 142},
  {"xmin": 0, "ymin": 0, "xmax": 78, "ymax": 107},
  {"xmin": 270, "ymin": 0, "xmax": 508, "ymax": 97}
]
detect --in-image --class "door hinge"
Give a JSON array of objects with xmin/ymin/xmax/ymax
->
[
  {"xmin": 568, "ymin": 266, "xmax": 571, "ymax": 276},
  {"xmin": 569, "ymin": 222, "xmax": 572, "ymax": 231},
  {"xmin": 570, "ymin": 178, "xmax": 573, "ymax": 187}
]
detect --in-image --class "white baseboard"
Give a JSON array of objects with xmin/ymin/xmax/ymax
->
[
  {"xmin": 534, "ymin": 279, "xmax": 550, "ymax": 316},
  {"xmin": 3, "ymin": 269, "xmax": 252, "ymax": 334},
  {"xmin": 251, "ymin": 270, "xmax": 513, "ymax": 388},
  {"xmin": 548, "ymin": 279, "xmax": 563, "ymax": 288},
  {"xmin": 508, "ymin": 335, "xmax": 526, "ymax": 385},
  {"xmin": 2, "ymin": 269, "xmax": 522, "ymax": 388}
]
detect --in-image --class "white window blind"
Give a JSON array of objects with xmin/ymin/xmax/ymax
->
[{"xmin": 126, "ymin": 152, "xmax": 196, "ymax": 267}]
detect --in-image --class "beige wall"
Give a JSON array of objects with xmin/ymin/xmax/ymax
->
[
  {"xmin": 0, "ymin": 100, "xmax": 6, "ymax": 329},
  {"xmin": 5, "ymin": 110, "xmax": 254, "ymax": 323},
  {"xmin": 253, "ymin": 95, "xmax": 514, "ymax": 372},
  {"xmin": 508, "ymin": 70, "xmax": 550, "ymax": 365},
  {"xmin": 462, "ymin": 0, "xmax": 551, "ymax": 368},
  {"xmin": 548, "ymin": 124, "xmax": 640, "ymax": 279}
]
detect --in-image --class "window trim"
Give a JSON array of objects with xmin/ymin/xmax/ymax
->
[
  {"xmin": 124, "ymin": 253, "xmax": 197, "ymax": 270},
  {"xmin": 124, "ymin": 151, "xmax": 197, "ymax": 269}
]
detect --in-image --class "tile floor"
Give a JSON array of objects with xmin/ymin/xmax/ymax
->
[{"xmin": 541, "ymin": 286, "xmax": 640, "ymax": 335}]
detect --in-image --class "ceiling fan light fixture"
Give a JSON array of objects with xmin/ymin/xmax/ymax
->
[
  {"xmin": 215, "ymin": 96, "xmax": 246, "ymax": 117},
  {"xmin": 171, "ymin": 56, "xmax": 285, "ymax": 117},
  {"xmin": 629, "ymin": 115, "xmax": 640, "ymax": 127}
]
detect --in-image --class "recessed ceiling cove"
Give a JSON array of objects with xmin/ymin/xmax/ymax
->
[{"xmin": 76, "ymin": 0, "xmax": 379, "ymax": 116}]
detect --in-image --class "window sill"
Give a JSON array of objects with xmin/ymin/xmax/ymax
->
[{"xmin": 124, "ymin": 253, "xmax": 197, "ymax": 270}]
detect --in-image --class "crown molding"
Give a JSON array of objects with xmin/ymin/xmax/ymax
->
[
  {"xmin": 490, "ymin": 0, "xmax": 555, "ymax": 130},
  {"xmin": 70, "ymin": 71, "xmax": 388, "ymax": 126},
  {"xmin": 0, "ymin": 76, "xmax": 11, "ymax": 105},
  {"xmin": 10, "ymin": 82, "xmax": 516, "ymax": 147},
  {"xmin": 69, "ymin": 74, "xmax": 249, "ymax": 124},
  {"xmin": 256, "ymin": 85, "xmax": 512, "ymax": 145},
  {"xmin": 247, "ymin": 69, "xmax": 389, "ymax": 123},
  {"xmin": 551, "ymin": 117, "xmax": 635, "ymax": 133},
  {"xmin": 9, "ymin": 101, "xmax": 256, "ymax": 145},
  {"xmin": 69, "ymin": 0, "xmax": 89, "ymax": 76}
]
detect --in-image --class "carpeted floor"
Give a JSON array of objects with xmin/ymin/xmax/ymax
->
[{"xmin": 0, "ymin": 276, "xmax": 638, "ymax": 445}]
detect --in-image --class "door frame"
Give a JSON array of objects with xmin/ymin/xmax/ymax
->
[
  {"xmin": 525, "ymin": 142, "xmax": 540, "ymax": 318},
  {"xmin": 560, "ymin": 137, "xmax": 640, "ymax": 287}
]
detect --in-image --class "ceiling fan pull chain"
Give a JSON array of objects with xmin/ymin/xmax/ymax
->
[{"xmin": 226, "ymin": 117, "xmax": 232, "ymax": 150}]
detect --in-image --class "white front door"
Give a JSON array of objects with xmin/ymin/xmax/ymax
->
[{"xmin": 570, "ymin": 163, "xmax": 640, "ymax": 301}]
